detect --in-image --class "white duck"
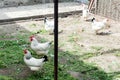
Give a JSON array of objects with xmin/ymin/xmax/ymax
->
[
  {"xmin": 44, "ymin": 17, "xmax": 54, "ymax": 34},
  {"xmin": 30, "ymin": 35, "xmax": 53, "ymax": 55},
  {"xmin": 91, "ymin": 17, "xmax": 110, "ymax": 34},
  {"xmin": 23, "ymin": 49, "xmax": 48, "ymax": 71}
]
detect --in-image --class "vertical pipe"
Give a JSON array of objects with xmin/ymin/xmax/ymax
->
[{"xmin": 54, "ymin": 0, "xmax": 58, "ymax": 80}]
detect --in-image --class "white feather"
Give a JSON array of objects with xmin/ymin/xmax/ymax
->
[
  {"xmin": 82, "ymin": 9, "xmax": 89, "ymax": 18},
  {"xmin": 44, "ymin": 19, "xmax": 54, "ymax": 33},
  {"xmin": 24, "ymin": 57, "xmax": 44, "ymax": 67},
  {"xmin": 24, "ymin": 50, "xmax": 45, "ymax": 71},
  {"xmin": 92, "ymin": 19, "xmax": 109, "ymax": 33},
  {"xmin": 82, "ymin": 4, "xmax": 89, "ymax": 20},
  {"xmin": 30, "ymin": 37, "xmax": 51, "ymax": 55}
]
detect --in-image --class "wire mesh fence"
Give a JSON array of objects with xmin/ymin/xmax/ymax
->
[{"xmin": 96, "ymin": 0, "xmax": 120, "ymax": 21}]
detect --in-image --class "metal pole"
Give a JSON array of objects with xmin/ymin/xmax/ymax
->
[{"xmin": 54, "ymin": 0, "xmax": 58, "ymax": 80}]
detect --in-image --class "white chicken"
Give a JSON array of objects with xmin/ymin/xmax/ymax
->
[
  {"xmin": 82, "ymin": 4, "xmax": 89, "ymax": 21},
  {"xmin": 23, "ymin": 49, "xmax": 48, "ymax": 71},
  {"xmin": 30, "ymin": 35, "xmax": 53, "ymax": 55},
  {"xmin": 44, "ymin": 17, "xmax": 54, "ymax": 34},
  {"xmin": 91, "ymin": 17, "xmax": 110, "ymax": 34}
]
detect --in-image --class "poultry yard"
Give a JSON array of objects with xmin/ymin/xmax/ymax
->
[{"xmin": 0, "ymin": 12, "xmax": 120, "ymax": 80}]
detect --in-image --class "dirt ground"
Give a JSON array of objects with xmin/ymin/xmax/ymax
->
[{"xmin": 0, "ymin": 13, "xmax": 120, "ymax": 79}]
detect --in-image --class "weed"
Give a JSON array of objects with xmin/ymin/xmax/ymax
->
[
  {"xmin": 29, "ymin": 23, "xmax": 37, "ymax": 27},
  {"xmin": 80, "ymin": 52, "xmax": 95, "ymax": 59},
  {"xmin": 114, "ymin": 51, "xmax": 120, "ymax": 57},
  {"xmin": 0, "ymin": 75, "xmax": 13, "ymax": 80},
  {"xmin": 91, "ymin": 46, "xmax": 103, "ymax": 51},
  {"xmin": 0, "ymin": 60, "xmax": 7, "ymax": 68},
  {"xmin": 35, "ymin": 29, "xmax": 48, "ymax": 34},
  {"xmin": 68, "ymin": 32, "xmax": 81, "ymax": 42}
]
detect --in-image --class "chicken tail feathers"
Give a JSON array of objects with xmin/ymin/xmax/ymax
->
[{"xmin": 42, "ymin": 55, "xmax": 48, "ymax": 62}]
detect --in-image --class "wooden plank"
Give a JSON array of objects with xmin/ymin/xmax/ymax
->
[
  {"xmin": 98, "ymin": 0, "xmax": 102, "ymax": 15},
  {"xmin": 110, "ymin": 0, "xmax": 114, "ymax": 20},
  {"xmin": 116, "ymin": 1, "xmax": 120, "ymax": 21},
  {"xmin": 114, "ymin": 0, "xmax": 117, "ymax": 21},
  {"xmin": 115, "ymin": 5, "xmax": 118, "ymax": 21},
  {"xmin": 118, "ymin": 3, "xmax": 120, "ymax": 21},
  {"xmin": 96, "ymin": 0, "xmax": 99, "ymax": 14},
  {"xmin": 94, "ymin": 0, "xmax": 97, "ymax": 14},
  {"xmin": 114, "ymin": 0, "xmax": 118, "ymax": 21},
  {"xmin": 108, "ymin": 0, "xmax": 112, "ymax": 19},
  {"xmin": 95, "ymin": 0, "xmax": 98, "ymax": 14},
  {"xmin": 98, "ymin": 0, "xmax": 101, "ymax": 15},
  {"xmin": 100, "ymin": 0, "xmax": 104, "ymax": 16},
  {"xmin": 103, "ymin": 0, "xmax": 106, "ymax": 17},
  {"xmin": 103, "ymin": 0, "xmax": 105, "ymax": 16},
  {"xmin": 102, "ymin": 0, "xmax": 105, "ymax": 16},
  {"xmin": 104, "ymin": 0, "xmax": 109, "ymax": 17}
]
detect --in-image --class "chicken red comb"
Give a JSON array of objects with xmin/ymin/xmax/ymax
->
[
  {"xmin": 30, "ymin": 35, "xmax": 35, "ymax": 38},
  {"xmin": 29, "ymin": 35, "xmax": 35, "ymax": 41},
  {"xmin": 23, "ymin": 49, "xmax": 27, "ymax": 54}
]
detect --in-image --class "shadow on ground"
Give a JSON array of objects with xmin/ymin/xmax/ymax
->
[{"xmin": 58, "ymin": 49, "xmax": 116, "ymax": 80}]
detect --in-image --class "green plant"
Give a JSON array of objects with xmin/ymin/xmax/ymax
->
[
  {"xmin": 68, "ymin": 32, "xmax": 81, "ymax": 42},
  {"xmin": 114, "ymin": 51, "xmax": 120, "ymax": 57},
  {"xmin": 91, "ymin": 46, "xmax": 103, "ymax": 51},
  {"xmin": 0, "ymin": 75, "xmax": 13, "ymax": 80},
  {"xmin": 36, "ymin": 29, "xmax": 48, "ymax": 34},
  {"xmin": 29, "ymin": 23, "xmax": 37, "ymax": 27}
]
